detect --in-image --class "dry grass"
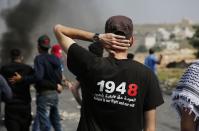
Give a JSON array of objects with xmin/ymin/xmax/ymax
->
[{"xmin": 157, "ymin": 68, "xmax": 186, "ymax": 90}]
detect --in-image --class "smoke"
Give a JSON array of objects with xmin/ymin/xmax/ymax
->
[
  {"xmin": 0, "ymin": 0, "xmax": 105, "ymax": 64},
  {"xmin": 0, "ymin": 0, "xmax": 56, "ymax": 64},
  {"xmin": 31, "ymin": 0, "xmax": 104, "ymax": 41}
]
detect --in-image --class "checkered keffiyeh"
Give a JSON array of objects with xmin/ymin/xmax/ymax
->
[{"xmin": 172, "ymin": 60, "xmax": 199, "ymax": 124}]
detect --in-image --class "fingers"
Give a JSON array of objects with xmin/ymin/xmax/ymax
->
[
  {"xmin": 113, "ymin": 34, "xmax": 126, "ymax": 39},
  {"xmin": 101, "ymin": 33, "xmax": 131, "ymax": 51},
  {"xmin": 112, "ymin": 44, "xmax": 129, "ymax": 50},
  {"xmin": 57, "ymin": 83, "xmax": 62, "ymax": 87},
  {"xmin": 67, "ymin": 82, "xmax": 72, "ymax": 89},
  {"xmin": 8, "ymin": 72, "xmax": 22, "ymax": 85},
  {"xmin": 112, "ymin": 40, "xmax": 130, "ymax": 47},
  {"xmin": 117, "ymin": 39, "xmax": 130, "ymax": 44},
  {"xmin": 107, "ymin": 33, "xmax": 130, "ymax": 47},
  {"xmin": 104, "ymin": 41, "xmax": 129, "ymax": 50},
  {"xmin": 15, "ymin": 72, "xmax": 19, "ymax": 76},
  {"xmin": 14, "ymin": 72, "xmax": 21, "ymax": 78},
  {"xmin": 9, "ymin": 77, "xmax": 16, "ymax": 85},
  {"xmin": 108, "ymin": 34, "xmax": 130, "ymax": 44},
  {"xmin": 57, "ymin": 84, "xmax": 63, "ymax": 94}
]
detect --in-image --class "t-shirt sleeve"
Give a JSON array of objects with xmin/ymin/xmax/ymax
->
[
  {"xmin": 144, "ymin": 71, "xmax": 164, "ymax": 111},
  {"xmin": 67, "ymin": 43, "xmax": 98, "ymax": 79}
]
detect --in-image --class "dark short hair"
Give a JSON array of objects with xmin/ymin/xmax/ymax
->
[
  {"xmin": 127, "ymin": 53, "xmax": 134, "ymax": 59},
  {"xmin": 10, "ymin": 49, "xmax": 21, "ymax": 61},
  {"xmin": 105, "ymin": 15, "xmax": 133, "ymax": 39},
  {"xmin": 149, "ymin": 48, "xmax": 154, "ymax": 54}
]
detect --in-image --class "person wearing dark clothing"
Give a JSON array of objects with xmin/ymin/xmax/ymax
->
[
  {"xmin": 10, "ymin": 35, "xmax": 63, "ymax": 131},
  {"xmin": 0, "ymin": 49, "xmax": 33, "ymax": 131},
  {"xmin": 0, "ymin": 75, "xmax": 12, "ymax": 102},
  {"xmin": 54, "ymin": 15, "xmax": 164, "ymax": 131},
  {"xmin": 0, "ymin": 75, "xmax": 12, "ymax": 129},
  {"xmin": 23, "ymin": 52, "xmax": 62, "ymax": 93}
]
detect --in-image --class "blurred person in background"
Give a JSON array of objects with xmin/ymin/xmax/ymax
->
[
  {"xmin": 0, "ymin": 75, "xmax": 12, "ymax": 101},
  {"xmin": 144, "ymin": 48, "xmax": 162, "ymax": 74},
  {"xmin": 0, "ymin": 49, "xmax": 33, "ymax": 131},
  {"xmin": 51, "ymin": 44, "xmax": 81, "ymax": 105},
  {"xmin": 0, "ymin": 74, "xmax": 12, "ymax": 120}
]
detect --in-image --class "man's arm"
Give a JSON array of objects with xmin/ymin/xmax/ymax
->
[
  {"xmin": 69, "ymin": 81, "xmax": 82, "ymax": 105},
  {"xmin": 155, "ymin": 54, "xmax": 162, "ymax": 64},
  {"xmin": 9, "ymin": 57, "xmax": 44, "ymax": 84},
  {"xmin": 144, "ymin": 109, "xmax": 156, "ymax": 131},
  {"xmin": 180, "ymin": 108, "xmax": 196, "ymax": 131},
  {"xmin": 0, "ymin": 75, "xmax": 12, "ymax": 101},
  {"xmin": 53, "ymin": 24, "xmax": 130, "ymax": 53}
]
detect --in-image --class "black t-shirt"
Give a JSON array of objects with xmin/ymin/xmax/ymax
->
[
  {"xmin": 67, "ymin": 44, "xmax": 164, "ymax": 131},
  {"xmin": 1, "ymin": 62, "xmax": 34, "ymax": 104}
]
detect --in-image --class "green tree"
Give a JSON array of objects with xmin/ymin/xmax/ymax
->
[{"xmin": 189, "ymin": 26, "xmax": 199, "ymax": 58}]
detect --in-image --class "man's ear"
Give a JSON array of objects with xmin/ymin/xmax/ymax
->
[{"xmin": 129, "ymin": 36, "xmax": 135, "ymax": 47}]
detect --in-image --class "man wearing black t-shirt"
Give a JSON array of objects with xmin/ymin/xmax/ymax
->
[
  {"xmin": 0, "ymin": 49, "xmax": 33, "ymax": 131},
  {"xmin": 54, "ymin": 15, "xmax": 164, "ymax": 131}
]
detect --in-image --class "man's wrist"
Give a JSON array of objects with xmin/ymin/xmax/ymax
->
[{"xmin": 92, "ymin": 33, "xmax": 100, "ymax": 42}]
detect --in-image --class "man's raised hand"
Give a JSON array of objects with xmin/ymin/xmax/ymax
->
[{"xmin": 99, "ymin": 33, "xmax": 130, "ymax": 50}]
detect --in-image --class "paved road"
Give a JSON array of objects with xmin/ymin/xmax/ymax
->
[
  {"xmin": 0, "ymin": 89, "xmax": 180, "ymax": 131},
  {"xmin": 157, "ymin": 94, "xmax": 180, "ymax": 131}
]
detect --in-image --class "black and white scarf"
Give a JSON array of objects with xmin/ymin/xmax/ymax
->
[{"xmin": 172, "ymin": 60, "xmax": 199, "ymax": 124}]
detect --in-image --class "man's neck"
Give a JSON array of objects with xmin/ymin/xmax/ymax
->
[
  {"xmin": 109, "ymin": 52, "xmax": 128, "ymax": 60},
  {"xmin": 13, "ymin": 59, "xmax": 22, "ymax": 63}
]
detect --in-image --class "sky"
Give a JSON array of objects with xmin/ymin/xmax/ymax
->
[
  {"xmin": 0, "ymin": 0, "xmax": 199, "ymax": 24},
  {"xmin": 93, "ymin": 0, "xmax": 199, "ymax": 24}
]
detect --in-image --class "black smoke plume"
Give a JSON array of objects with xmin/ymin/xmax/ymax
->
[{"xmin": 0, "ymin": 0, "xmax": 55, "ymax": 64}]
